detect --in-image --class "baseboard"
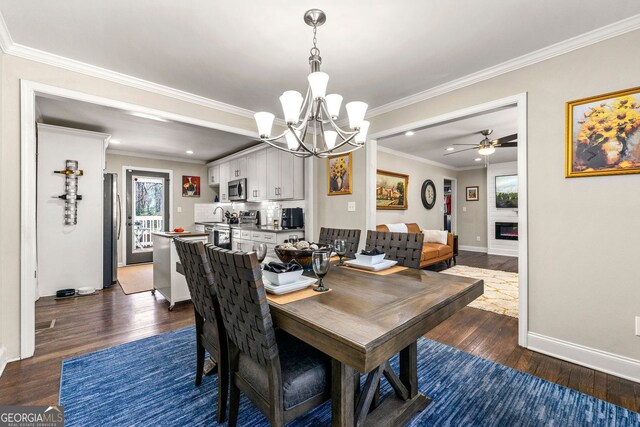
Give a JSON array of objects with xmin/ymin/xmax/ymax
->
[
  {"xmin": 487, "ymin": 247, "xmax": 518, "ymax": 257},
  {"xmin": 527, "ymin": 332, "xmax": 640, "ymax": 383},
  {"xmin": 117, "ymin": 262, "xmax": 124, "ymax": 267},
  {"xmin": 458, "ymin": 245, "xmax": 488, "ymax": 253}
]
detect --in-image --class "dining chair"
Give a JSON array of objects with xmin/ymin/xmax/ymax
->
[
  {"xmin": 205, "ymin": 245, "xmax": 331, "ymax": 427},
  {"xmin": 173, "ymin": 238, "xmax": 229, "ymax": 423},
  {"xmin": 365, "ymin": 230, "xmax": 424, "ymax": 268},
  {"xmin": 318, "ymin": 227, "xmax": 361, "ymax": 258}
]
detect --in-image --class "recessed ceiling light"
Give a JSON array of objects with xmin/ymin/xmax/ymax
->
[
  {"xmin": 445, "ymin": 147, "xmax": 454, "ymax": 151},
  {"xmin": 130, "ymin": 111, "xmax": 168, "ymax": 122},
  {"xmin": 474, "ymin": 158, "xmax": 482, "ymax": 162},
  {"xmin": 186, "ymin": 150, "xmax": 194, "ymax": 155},
  {"xmin": 110, "ymin": 139, "xmax": 121, "ymax": 144},
  {"xmin": 404, "ymin": 131, "xmax": 415, "ymax": 136}
]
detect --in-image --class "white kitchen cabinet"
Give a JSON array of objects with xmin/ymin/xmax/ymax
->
[
  {"xmin": 247, "ymin": 149, "xmax": 267, "ymax": 201},
  {"xmin": 266, "ymin": 148, "xmax": 304, "ymax": 200},
  {"xmin": 207, "ymin": 165, "xmax": 220, "ymax": 186},
  {"xmin": 195, "ymin": 224, "xmax": 205, "ymax": 233},
  {"xmin": 219, "ymin": 162, "xmax": 230, "ymax": 202},
  {"xmin": 229, "ymin": 157, "xmax": 247, "ymax": 180}
]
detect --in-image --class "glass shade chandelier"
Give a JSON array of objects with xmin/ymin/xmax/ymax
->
[{"xmin": 254, "ymin": 9, "xmax": 370, "ymax": 158}]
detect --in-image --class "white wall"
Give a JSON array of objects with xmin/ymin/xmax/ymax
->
[
  {"xmin": 375, "ymin": 148, "xmax": 457, "ymax": 229},
  {"xmin": 37, "ymin": 124, "xmax": 107, "ymax": 296},
  {"xmin": 487, "ymin": 162, "xmax": 518, "ymax": 256},
  {"xmin": 456, "ymin": 168, "xmax": 488, "ymax": 250}
]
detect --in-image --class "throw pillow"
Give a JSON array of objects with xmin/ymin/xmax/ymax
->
[{"xmin": 422, "ymin": 229, "xmax": 448, "ymax": 245}]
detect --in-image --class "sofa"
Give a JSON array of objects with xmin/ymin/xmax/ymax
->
[{"xmin": 375, "ymin": 223, "xmax": 454, "ymax": 268}]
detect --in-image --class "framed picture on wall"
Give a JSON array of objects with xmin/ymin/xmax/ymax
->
[
  {"xmin": 466, "ymin": 186, "xmax": 479, "ymax": 201},
  {"xmin": 182, "ymin": 175, "xmax": 200, "ymax": 197},
  {"xmin": 376, "ymin": 170, "xmax": 408, "ymax": 210},
  {"xmin": 566, "ymin": 86, "xmax": 640, "ymax": 178},
  {"xmin": 327, "ymin": 152, "xmax": 352, "ymax": 195},
  {"xmin": 495, "ymin": 175, "xmax": 518, "ymax": 208}
]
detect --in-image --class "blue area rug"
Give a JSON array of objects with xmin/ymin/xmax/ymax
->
[{"xmin": 59, "ymin": 327, "xmax": 639, "ymax": 426}]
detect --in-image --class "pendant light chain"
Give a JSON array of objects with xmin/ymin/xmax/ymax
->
[{"xmin": 310, "ymin": 24, "xmax": 320, "ymax": 56}]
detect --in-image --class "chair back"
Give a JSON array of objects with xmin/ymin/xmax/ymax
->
[
  {"xmin": 318, "ymin": 227, "xmax": 361, "ymax": 258},
  {"xmin": 174, "ymin": 238, "xmax": 219, "ymax": 323},
  {"xmin": 205, "ymin": 246, "xmax": 278, "ymax": 366},
  {"xmin": 365, "ymin": 230, "xmax": 424, "ymax": 268}
]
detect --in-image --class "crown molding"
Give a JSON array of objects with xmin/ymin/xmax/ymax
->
[
  {"xmin": 107, "ymin": 149, "xmax": 207, "ymax": 165},
  {"xmin": 378, "ymin": 145, "xmax": 459, "ymax": 171},
  {"xmin": 365, "ymin": 14, "xmax": 640, "ymax": 119},
  {"xmin": 0, "ymin": 10, "xmax": 12, "ymax": 52}
]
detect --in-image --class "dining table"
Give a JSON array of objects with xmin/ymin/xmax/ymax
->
[{"xmin": 267, "ymin": 263, "xmax": 484, "ymax": 427}]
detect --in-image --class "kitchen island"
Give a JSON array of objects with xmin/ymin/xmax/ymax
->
[{"xmin": 152, "ymin": 232, "xmax": 208, "ymax": 310}]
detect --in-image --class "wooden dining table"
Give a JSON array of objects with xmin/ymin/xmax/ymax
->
[{"xmin": 268, "ymin": 264, "xmax": 484, "ymax": 427}]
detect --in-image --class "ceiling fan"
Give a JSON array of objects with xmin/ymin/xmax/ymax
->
[{"xmin": 444, "ymin": 129, "xmax": 517, "ymax": 157}]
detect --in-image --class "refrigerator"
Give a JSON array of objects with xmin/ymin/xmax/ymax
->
[{"xmin": 103, "ymin": 173, "xmax": 120, "ymax": 288}]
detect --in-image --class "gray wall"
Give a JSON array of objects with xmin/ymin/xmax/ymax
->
[
  {"xmin": 456, "ymin": 168, "xmax": 488, "ymax": 249},
  {"xmin": 105, "ymin": 153, "xmax": 216, "ymax": 264},
  {"xmin": 376, "ymin": 149, "xmax": 456, "ymax": 230},
  {"xmin": 320, "ymin": 29, "xmax": 640, "ymax": 362},
  {"xmin": 0, "ymin": 53, "xmax": 257, "ymax": 359}
]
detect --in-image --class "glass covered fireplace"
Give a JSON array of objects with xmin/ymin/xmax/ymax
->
[{"xmin": 495, "ymin": 222, "xmax": 518, "ymax": 240}]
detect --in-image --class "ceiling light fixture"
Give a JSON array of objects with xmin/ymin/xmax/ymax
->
[
  {"xmin": 478, "ymin": 145, "xmax": 496, "ymax": 156},
  {"xmin": 186, "ymin": 150, "xmax": 194, "ymax": 154},
  {"xmin": 110, "ymin": 139, "xmax": 121, "ymax": 144},
  {"xmin": 445, "ymin": 147, "xmax": 454, "ymax": 151},
  {"xmin": 130, "ymin": 112, "xmax": 168, "ymax": 122},
  {"xmin": 405, "ymin": 131, "xmax": 415, "ymax": 136},
  {"xmin": 254, "ymin": 9, "xmax": 369, "ymax": 158},
  {"xmin": 474, "ymin": 157, "xmax": 482, "ymax": 162}
]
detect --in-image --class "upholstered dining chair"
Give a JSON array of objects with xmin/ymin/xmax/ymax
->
[
  {"xmin": 365, "ymin": 230, "xmax": 424, "ymax": 268},
  {"xmin": 318, "ymin": 227, "xmax": 361, "ymax": 258},
  {"xmin": 173, "ymin": 238, "xmax": 228, "ymax": 423},
  {"xmin": 205, "ymin": 245, "xmax": 331, "ymax": 427}
]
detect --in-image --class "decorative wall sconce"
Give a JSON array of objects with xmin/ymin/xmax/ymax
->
[{"xmin": 54, "ymin": 160, "xmax": 83, "ymax": 225}]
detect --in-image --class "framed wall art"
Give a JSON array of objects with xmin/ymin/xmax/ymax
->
[
  {"xmin": 376, "ymin": 169, "xmax": 408, "ymax": 210},
  {"xmin": 466, "ymin": 186, "xmax": 479, "ymax": 201},
  {"xmin": 327, "ymin": 152, "xmax": 352, "ymax": 195},
  {"xmin": 182, "ymin": 175, "xmax": 201, "ymax": 197},
  {"xmin": 495, "ymin": 175, "xmax": 518, "ymax": 208},
  {"xmin": 566, "ymin": 86, "xmax": 640, "ymax": 177}
]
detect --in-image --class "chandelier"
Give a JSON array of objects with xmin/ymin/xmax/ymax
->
[{"xmin": 254, "ymin": 9, "xmax": 369, "ymax": 158}]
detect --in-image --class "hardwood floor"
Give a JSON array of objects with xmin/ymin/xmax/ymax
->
[
  {"xmin": 454, "ymin": 250, "xmax": 519, "ymax": 273},
  {"xmin": 1, "ymin": 254, "xmax": 637, "ymax": 415}
]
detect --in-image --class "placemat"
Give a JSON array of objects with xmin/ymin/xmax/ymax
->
[
  {"xmin": 267, "ymin": 286, "xmax": 331, "ymax": 304},
  {"xmin": 340, "ymin": 265, "xmax": 408, "ymax": 276}
]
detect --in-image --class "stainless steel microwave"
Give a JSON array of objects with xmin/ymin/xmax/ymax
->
[{"xmin": 228, "ymin": 178, "xmax": 246, "ymax": 201}]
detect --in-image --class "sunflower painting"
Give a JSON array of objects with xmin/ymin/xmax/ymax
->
[
  {"xmin": 327, "ymin": 153, "xmax": 352, "ymax": 195},
  {"xmin": 566, "ymin": 86, "xmax": 640, "ymax": 177}
]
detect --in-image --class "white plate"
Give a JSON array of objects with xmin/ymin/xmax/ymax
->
[
  {"xmin": 263, "ymin": 276, "xmax": 317, "ymax": 295},
  {"xmin": 355, "ymin": 253, "xmax": 386, "ymax": 265},
  {"xmin": 344, "ymin": 259, "xmax": 398, "ymax": 271}
]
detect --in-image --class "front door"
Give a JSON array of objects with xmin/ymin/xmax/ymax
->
[{"xmin": 125, "ymin": 169, "xmax": 170, "ymax": 264}]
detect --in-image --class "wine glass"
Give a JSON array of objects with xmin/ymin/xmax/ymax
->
[
  {"xmin": 253, "ymin": 243, "xmax": 267, "ymax": 265},
  {"xmin": 312, "ymin": 250, "xmax": 331, "ymax": 292},
  {"xmin": 334, "ymin": 239, "xmax": 347, "ymax": 266}
]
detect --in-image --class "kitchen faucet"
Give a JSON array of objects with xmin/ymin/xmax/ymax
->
[{"xmin": 213, "ymin": 206, "xmax": 225, "ymax": 221}]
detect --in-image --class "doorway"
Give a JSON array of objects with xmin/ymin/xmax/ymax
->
[
  {"xmin": 125, "ymin": 169, "xmax": 170, "ymax": 264},
  {"xmin": 443, "ymin": 177, "xmax": 456, "ymax": 233}
]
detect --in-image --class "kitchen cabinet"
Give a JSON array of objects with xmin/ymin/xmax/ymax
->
[
  {"xmin": 228, "ymin": 157, "xmax": 247, "ymax": 180},
  {"xmin": 266, "ymin": 148, "xmax": 304, "ymax": 200},
  {"xmin": 219, "ymin": 162, "xmax": 230, "ymax": 202},
  {"xmin": 207, "ymin": 165, "xmax": 220, "ymax": 186},
  {"xmin": 231, "ymin": 228, "xmax": 304, "ymax": 259},
  {"xmin": 246, "ymin": 149, "xmax": 267, "ymax": 202}
]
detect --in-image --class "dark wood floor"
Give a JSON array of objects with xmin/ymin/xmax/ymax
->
[{"xmin": 0, "ymin": 252, "xmax": 637, "ymax": 414}]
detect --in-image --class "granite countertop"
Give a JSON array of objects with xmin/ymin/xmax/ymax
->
[
  {"xmin": 152, "ymin": 232, "xmax": 209, "ymax": 238},
  {"xmin": 195, "ymin": 222, "xmax": 304, "ymax": 233}
]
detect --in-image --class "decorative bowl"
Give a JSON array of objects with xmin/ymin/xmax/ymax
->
[
  {"xmin": 262, "ymin": 269, "xmax": 304, "ymax": 286},
  {"xmin": 354, "ymin": 253, "xmax": 386, "ymax": 265},
  {"xmin": 274, "ymin": 244, "xmax": 331, "ymax": 270}
]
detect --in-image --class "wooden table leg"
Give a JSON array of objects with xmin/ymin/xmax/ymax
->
[
  {"xmin": 399, "ymin": 341, "xmax": 418, "ymax": 398},
  {"xmin": 332, "ymin": 358, "xmax": 356, "ymax": 427}
]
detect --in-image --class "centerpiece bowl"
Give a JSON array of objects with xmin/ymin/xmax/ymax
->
[{"xmin": 274, "ymin": 243, "xmax": 332, "ymax": 270}]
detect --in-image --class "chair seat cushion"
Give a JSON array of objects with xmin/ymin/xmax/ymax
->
[
  {"xmin": 422, "ymin": 243, "xmax": 452, "ymax": 261},
  {"xmin": 238, "ymin": 329, "xmax": 329, "ymax": 410}
]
